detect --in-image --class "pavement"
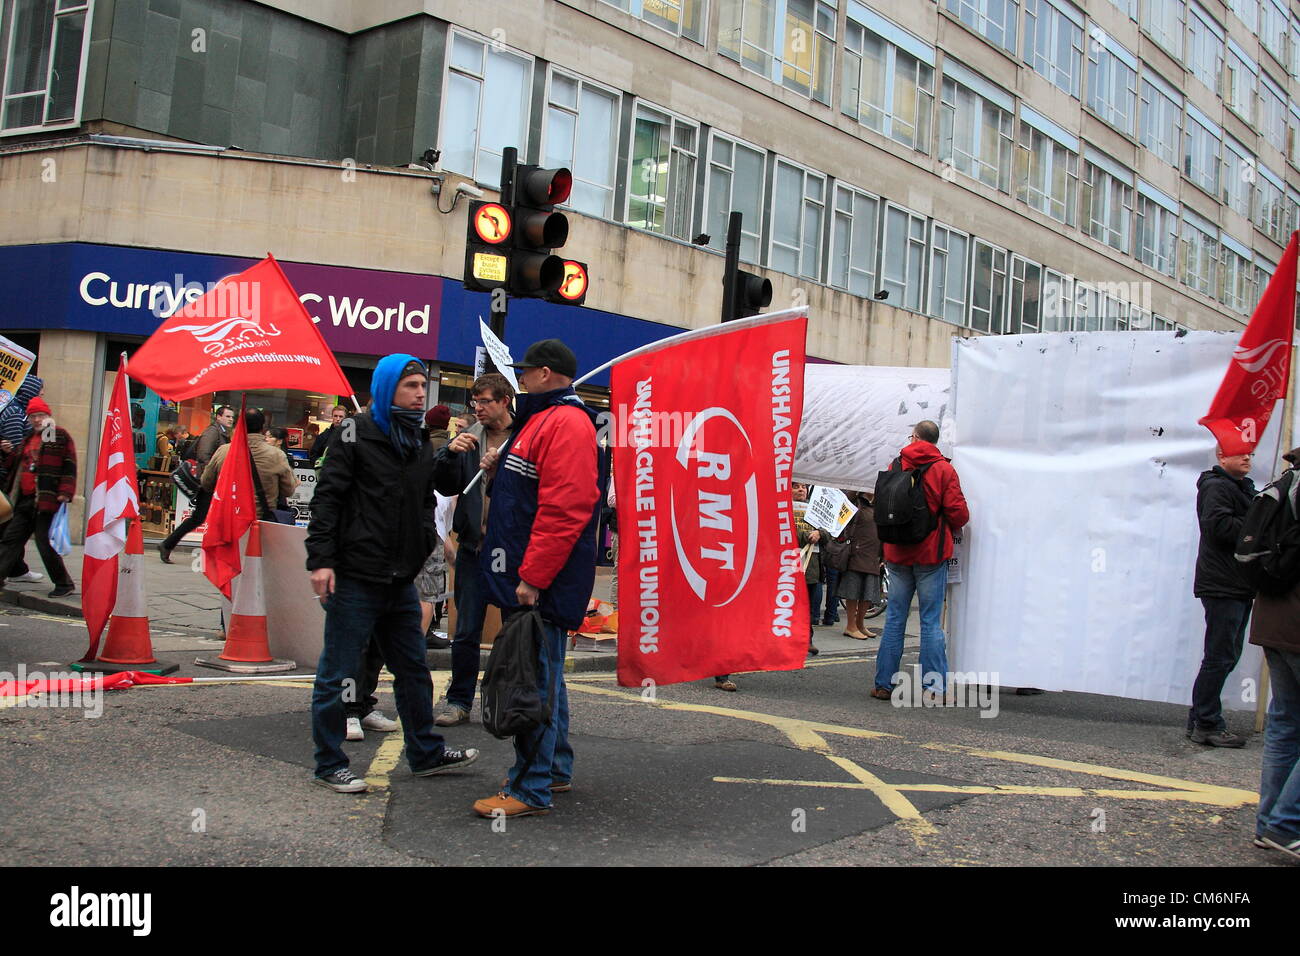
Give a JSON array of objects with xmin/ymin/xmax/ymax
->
[{"xmin": 0, "ymin": 538, "xmax": 922, "ymax": 672}]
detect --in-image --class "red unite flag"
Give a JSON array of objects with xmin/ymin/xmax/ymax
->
[
  {"xmin": 125, "ymin": 254, "xmax": 352, "ymax": 401},
  {"xmin": 202, "ymin": 400, "xmax": 257, "ymax": 599},
  {"xmin": 80, "ymin": 355, "xmax": 140, "ymax": 661},
  {"xmin": 1199, "ymin": 231, "xmax": 1298, "ymax": 455},
  {"xmin": 611, "ymin": 311, "xmax": 809, "ymax": 687}
]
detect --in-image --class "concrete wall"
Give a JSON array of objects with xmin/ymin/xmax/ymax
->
[
  {"xmin": 83, "ymin": 0, "xmax": 349, "ymax": 158},
  {"xmin": 341, "ymin": 17, "xmax": 444, "ymax": 166}
]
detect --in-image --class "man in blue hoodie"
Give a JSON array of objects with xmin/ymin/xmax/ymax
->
[{"xmin": 306, "ymin": 354, "xmax": 480, "ymax": 792}]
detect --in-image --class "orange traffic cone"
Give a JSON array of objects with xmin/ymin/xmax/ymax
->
[
  {"xmin": 96, "ymin": 520, "xmax": 176, "ymax": 674},
  {"xmin": 196, "ymin": 522, "xmax": 295, "ymax": 673}
]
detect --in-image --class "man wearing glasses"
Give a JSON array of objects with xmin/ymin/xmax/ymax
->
[{"xmin": 431, "ymin": 373, "xmax": 516, "ymax": 726}]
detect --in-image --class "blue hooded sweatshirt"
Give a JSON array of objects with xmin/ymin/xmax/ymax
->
[{"xmin": 368, "ymin": 353, "xmax": 422, "ymax": 436}]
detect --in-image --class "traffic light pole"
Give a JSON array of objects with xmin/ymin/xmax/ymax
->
[
  {"xmin": 721, "ymin": 210, "xmax": 742, "ymax": 324},
  {"xmin": 485, "ymin": 148, "xmax": 517, "ymax": 374}
]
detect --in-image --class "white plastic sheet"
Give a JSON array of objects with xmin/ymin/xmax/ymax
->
[
  {"xmin": 794, "ymin": 364, "xmax": 951, "ymax": 492},
  {"xmin": 948, "ymin": 331, "xmax": 1275, "ymax": 709}
]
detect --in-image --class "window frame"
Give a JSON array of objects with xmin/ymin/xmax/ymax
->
[
  {"xmin": 541, "ymin": 67, "xmax": 622, "ymax": 221},
  {"xmin": 828, "ymin": 180, "xmax": 882, "ymax": 297},
  {"xmin": 625, "ymin": 100, "xmax": 700, "ymax": 241},
  {"xmin": 1085, "ymin": 26, "xmax": 1138, "ymax": 136},
  {"xmin": 1, "ymin": 0, "xmax": 94, "ymax": 136},
  {"xmin": 440, "ymin": 28, "xmax": 535, "ymax": 188},
  {"xmin": 1021, "ymin": 0, "xmax": 1083, "ymax": 97},
  {"xmin": 598, "ymin": 0, "xmax": 707, "ymax": 42},
  {"xmin": 927, "ymin": 220, "xmax": 970, "ymax": 326},
  {"xmin": 1138, "ymin": 70, "xmax": 1181, "ymax": 168},
  {"xmin": 768, "ymin": 155, "xmax": 827, "ymax": 280},
  {"xmin": 704, "ymin": 129, "xmax": 769, "ymax": 264},
  {"xmin": 879, "ymin": 200, "xmax": 927, "ymax": 312},
  {"xmin": 968, "ymin": 237, "xmax": 1009, "ymax": 333},
  {"xmin": 946, "ymin": 0, "xmax": 1019, "ymax": 56},
  {"xmin": 719, "ymin": 0, "xmax": 838, "ymax": 103},
  {"xmin": 841, "ymin": 11, "xmax": 935, "ymax": 154},
  {"xmin": 940, "ymin": 69, "xmax": 1015, "ymax": 193}
]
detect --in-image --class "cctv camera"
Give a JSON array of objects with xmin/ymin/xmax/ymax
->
[{"xmin": 455, "ymin": 182, "xmax": 485, "ymax": 199}]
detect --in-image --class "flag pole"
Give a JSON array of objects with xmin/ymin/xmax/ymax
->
[{"xmin": 572, "ymin": 307, "xmax": 808, "ymax": 387}]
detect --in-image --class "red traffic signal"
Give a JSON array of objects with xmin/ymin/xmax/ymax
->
[
  {"xmin": 548, "ymin": 260, "xmax": 588, "ymax": 305},
  {"xmin": 517, "ymin": 166, "xmax": 572, "ymax": 206},
  {"xmin": 471, "ymin": 202, "xmax": 512, "ymax": 244}
]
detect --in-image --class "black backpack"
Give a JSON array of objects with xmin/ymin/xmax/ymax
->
[
  {"xmin": 874, "ymin": 457, "xmax": 939, "ymax": 545},
  {"xmin": 480, "ymin": 607, "xmax": 556, "ymax": 740},
  {"xmin": 1235, "ymin": 469, "xmax": 1300, "ymax": 596}
]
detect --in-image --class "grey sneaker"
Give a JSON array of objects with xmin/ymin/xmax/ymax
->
[
  {"xmin": 1260, "ymin": 831, "xmax": 1300, "ymax": 860},
  {"xmin": 361, "ymin": 711, "xmax": 399, "ymax": 732},
  {"xmin": 315, "ymin": 768, "xmax": 368, "ymax": 793},
  {"xmin": 434, "ymin": 704, "xmax": 470, "ymax": 727},
  {"xmin": 413, "ymin": 748, "xmax": 479, "ymax": 776},
  {"xmin": 345, "ymin": 717, "xmax": 364, "ymax": 741},
  {"xmin": 1188, "ymin": 727, "xmax": 1247, "ymax": 748}
]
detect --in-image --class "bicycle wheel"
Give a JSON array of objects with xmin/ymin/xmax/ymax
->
[{"xmin": 861, "ymin": 568, "xmax": 888, "ymax": 619}]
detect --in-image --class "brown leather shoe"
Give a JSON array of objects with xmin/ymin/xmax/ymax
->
[
  {"xmin": 473, "ymin": 792, "xmax": 550, "ymax": 818},
  {"xmin": 870, "ymin": 687, "xmax": 892, "ymax": 700}
]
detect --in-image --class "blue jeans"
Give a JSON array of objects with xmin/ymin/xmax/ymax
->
[
  {"xmin": 874, "ymin": 561, "xmax": 949, "ymax": 693},
  {"xmin": 311, "ymin": 574, "xmax": 446, "ymax": 777},
  {"xmin": 1188, "ymin": 597, "xmax": 1251, "ymax": 732},
  {"xmin": 821, "ymin": 568, "xmax": 841, "ymax": 623},
  {"xmin": 1259, "ymin": 647, "xmax": 1300, "ymax": 840},
  {"xmin": 448, "ymin": 546, "xmax": 488, "ymax": 710},
  {"xmin": 504, "ymin": 619, "xmax": 573, "ymax": 809},
  {"xmin": 807, "ymin": 580, "xmax": 823, "ymax": 632}
]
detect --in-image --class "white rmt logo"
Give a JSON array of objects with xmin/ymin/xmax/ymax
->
[
  {"xmin": 49, "ymin": 886, "xmax": 151, "ymax": 936},
  {"xmin": 668, "ymin": 407, "xmax": 759, "ymax": 607},
  {"xmin": 165, "ymin": 317, "xmax": 282, "ymax": 357},
  {"xmin": 1233, "ymin": 339, "xmax": 1289, "ymax": 373}
]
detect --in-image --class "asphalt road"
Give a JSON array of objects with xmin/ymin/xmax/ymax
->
[{"xmin": 0, "ymin": 604, "xmax": 1289, "ymax": 869}]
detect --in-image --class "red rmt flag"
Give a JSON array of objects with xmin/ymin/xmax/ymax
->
[
  {"xmin": 202, "ymin": 400, "xmax": 257, "ymax": 599},
  {"xmin": 125, "ymin": 254, "xmax": 352, "ymax": 401},
  {"xmin": 1199, "ymin": 231, "xmax": 1298, "ymax": 455},
  {"xmin": 611, "ymin": 311, "xmax": 810, "ymax": 687},
  {"xmin": 80, "ymin": 355, "xmax": 140, "ymax": 661}
]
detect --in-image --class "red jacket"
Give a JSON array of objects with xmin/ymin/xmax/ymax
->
[
  {"xmin": 2, "ymin": 428, "xmax": 77, "ymax": 514},
  {"xmin": 881, "ymin": 441, "xmax": 969, "ymax": 566}
]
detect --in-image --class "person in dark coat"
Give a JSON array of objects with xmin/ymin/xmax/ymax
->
[
  {"xmin": 0, "ymin": 396, "xmax": 76, "ymax": 597},
  {"xmin": 1187, "ymin": 444, "xmax": 1257, "ymax": 748},
  {"xmin": 306, "ymin": 355, "xmax": 479, "ymax": 792},
  {"xmin": 309, "ymin": 404, "xmax": 349, "ymax": 469},
  {"xmin": 836, "ymin": 491, "xmax": 883, "ymax": 640},
  {"xmin": 1249, "ymin": 446, "xmax": 1300, "ymax": 858}
]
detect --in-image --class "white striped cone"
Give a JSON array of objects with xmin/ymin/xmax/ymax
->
[
  {"xmin": 100, "ymin": 519, "xmax": 157, "ymax": 664},
  {"xmin": 219, "ymin": 522, "xmax": 273, "ymax": 663}
]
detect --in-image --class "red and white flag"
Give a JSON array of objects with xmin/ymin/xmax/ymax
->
[
  {"xmin": 125, "ymin": 254, "xmax": 352, "ymax": 401},
  {"xmin": 1199, "ymin": 231, "xmax": 1298, "ymax": 455},
  {"xmin": 80, "ymin": 355, "xmax": 139, "ymax": 661},
  {"xmin": 202, "ymin": 400, "xmax": 258, "ymax": 599},
  {"xmin": 610, "ymin": 309, "xmax": 809, "ymax": 687}
]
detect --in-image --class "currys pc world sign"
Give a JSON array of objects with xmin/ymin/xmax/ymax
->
[{"xmin": 4, "ymin": 243, "xmax": 441, "ymax": 358}]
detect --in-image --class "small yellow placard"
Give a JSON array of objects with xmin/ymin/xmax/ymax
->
[{"xmin": 473, "ymin": 253, "xmax": 508, "ymax": 283}]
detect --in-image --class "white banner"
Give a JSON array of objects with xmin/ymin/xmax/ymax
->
[
  {"xmin": 948, "ymin": 331, "xmax": 1275, "ymax": 709},
  {"xmin": 805, "ymin": 485, "xmax": 856, "ymax": 535},
  {"xmin": 794, "ymin": 364, "xmax": 951, "ymax": 492},
  {"xmin": 479, "ymin": 318, "xmax": 519, "ymax": 393}
]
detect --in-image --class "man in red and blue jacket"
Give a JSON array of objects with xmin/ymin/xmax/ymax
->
[{"xmin": 473, "ymin": 339, "xmax": 603, "ymax": 819}]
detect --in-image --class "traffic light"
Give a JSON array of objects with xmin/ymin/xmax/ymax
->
[
  {"xmin": 547, "ymin": 259, "xmax": 589, "ymax": 305},
  {"xmin": 726, "ymin": 267, "xmax": 772, "ymax": 321},
  {"xmin": 509, "ymin": 164, "xmax": 572, "ymax": 297},
  {"xmin": 463, "ymin": 200, "xmax": 512, "ymax": 293}
]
